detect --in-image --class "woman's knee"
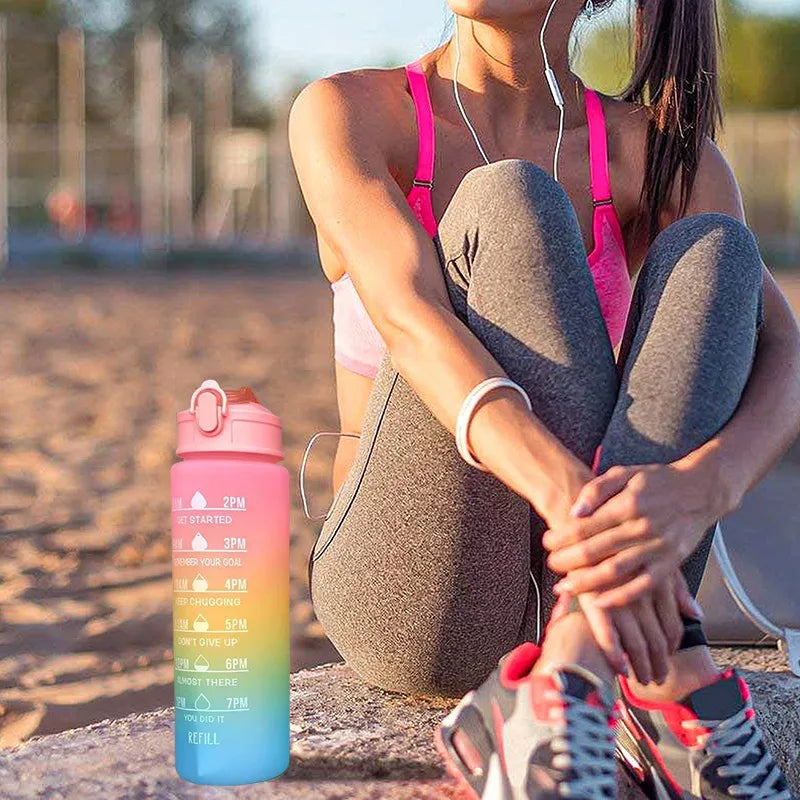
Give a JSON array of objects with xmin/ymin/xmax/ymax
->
[
  {"xmin": 458, "ymin": 158, "xmax": 559, "ymax": 198},
  {"xmin": 437, "ymin": 158, "xmax": 590, "ymax": 306},
  {"xmin": 446, "ymin": 158, "xmax": 575, "ymax": 237},
  {"xmin": 648, "ymin": 212, "xmax": 761, "ymax": 284},
  {"xmin": 639, "ymin": 212, "xmax": 763, "ymax": 317}
]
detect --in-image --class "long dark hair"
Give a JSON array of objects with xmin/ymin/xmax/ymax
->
[{"xmin": 615, "ymin": 0, "xmax": 723, "ymax": 242}]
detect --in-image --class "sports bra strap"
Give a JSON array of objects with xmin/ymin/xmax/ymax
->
[
  {"xmin": 405, "ymin": 60, "xmax": 436, "ymax": 188},
  {"xmin": 584, "ymin": 88, "xmax": 612, "ymax": 204}
]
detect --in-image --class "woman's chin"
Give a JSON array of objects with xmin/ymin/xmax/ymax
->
[{"xmin": 446, "ymin": 0, "xmax": 581, "ymax": 21}]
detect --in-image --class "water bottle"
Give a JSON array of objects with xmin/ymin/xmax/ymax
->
[{"xmin": 171, "ymin": 379, "xmax": 289, "ymax": 785}]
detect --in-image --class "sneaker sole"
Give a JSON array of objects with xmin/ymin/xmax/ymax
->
[{"xmin": 436, "ymin": 692, "xmax": 513, "ymax": 800}]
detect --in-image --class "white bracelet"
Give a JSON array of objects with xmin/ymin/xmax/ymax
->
[{"xmin": 455, "ymin": 377, "xmax": 532, "ymax": 471}]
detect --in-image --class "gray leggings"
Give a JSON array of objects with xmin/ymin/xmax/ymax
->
[{"xmin": 310, "ymin": 160, "xmax": 763, "ymax": 697}]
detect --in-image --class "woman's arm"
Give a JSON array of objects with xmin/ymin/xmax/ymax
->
[
  {"xmin": 289, "ymin": 74, "xmax": 590, "ymax": 524},
  {"xmin": 543, "ymin": 141, "xmax": 800, "ymax": 606}
]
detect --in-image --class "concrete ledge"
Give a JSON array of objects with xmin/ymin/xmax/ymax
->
[{"xmin": 1, "ymin": 650, "xmax": 798, "ymax": 799}]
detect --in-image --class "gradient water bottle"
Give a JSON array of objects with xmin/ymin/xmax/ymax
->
[{"xmin": 171, "ymin": 379, "xmax": 289, "ymax": 785}]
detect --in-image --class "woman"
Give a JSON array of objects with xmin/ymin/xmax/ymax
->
[{"xmin": 289, "ymin": 1, "xmax": 800, "ymax": 798}]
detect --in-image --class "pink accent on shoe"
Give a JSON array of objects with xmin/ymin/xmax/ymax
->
[
  {"xmin": 618, "ymin": 674, "xmax": 720, "ymax": 750},
  {"xmin": 499, "ymin": 641, "xmax": 542, "ymax": 689}
]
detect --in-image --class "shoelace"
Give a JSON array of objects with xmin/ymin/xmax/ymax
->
[
  {"xmin": 683, "ymin": 706, "xmax": 790, "ymax": 800},
  {"xmin": 546, "ymin": 690, "xmax": 617, "ymax": 800}
]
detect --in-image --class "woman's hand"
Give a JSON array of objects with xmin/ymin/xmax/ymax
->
[
  {"xmin": 573, "ymin": 571, "xmax": 701, "ymax": 685},
  {"xmin": 543, "ymin": 461, "xmax": 724, "ymax": 609}
]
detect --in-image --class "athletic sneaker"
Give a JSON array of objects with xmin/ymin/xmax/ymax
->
[
  {"xmin": 436, "ymin": 641, "xmax": 618, "ymax": 800},
  {"xmin": 616, "ymin": 669, "xmax": 795, "ymax": 800}
]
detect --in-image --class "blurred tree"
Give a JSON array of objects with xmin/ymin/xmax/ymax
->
[
  {"xmin": 3, "ymin": 10, "xmax": 61, "ymax": 125},
  {"xmin": 721, "ymin": 0, "xmax": 800, "ymax": 110},
  {"xmin": 1, "ymin": 0, "xmax": 268, "ymax": 126},
  {"xmin": 0, "ymin": 0, "xmax": 47, "ymax": 9},
  {"xmin": 574, "ymin": 0, "xmax": 800, "ymax": 111},
  {"xmin": 57, "ymin": 0, "xmax": 267, "ymax": 126}
]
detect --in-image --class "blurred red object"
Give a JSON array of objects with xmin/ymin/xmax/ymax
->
[{"xmin": 46, "ymin": 185, "xmax": 84, "ymax": 240}]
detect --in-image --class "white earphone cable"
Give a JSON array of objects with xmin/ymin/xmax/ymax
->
[
  {"xmin": 452, "ymin": 2, "xmax": 566, "ymax": 182},
  {"xmin": 453, "ymin": 20, "xmax": 491, "ymax": 167},
  {"xmin": 539, "ymin": 0, "xmax": 566, "ymax": 182}
]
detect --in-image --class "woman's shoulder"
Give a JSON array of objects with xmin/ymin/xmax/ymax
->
[
  {"xmin": 600, "ymin": 93, "xmax": 741, "ymax": 214},
  {"xmin": 290, "ymin": 66, "xmax": 411, "ymax": 153},
  {"xmin": 288, "ymin": 66, "xmax": 423, "ymax": 283},
  {"xmin": 289, "ymin": 64, "xmax": 422, "ymax": 196}
]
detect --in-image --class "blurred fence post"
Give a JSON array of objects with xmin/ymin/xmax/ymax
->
[
  {"xmin": 57, "ymin": 28, "xmax": 86, "ymax": 239},
  {"xmin": 202, "ymin": 52, "xmax": 233, "ymax": 241},
  {"xmin": 722, "ymin": 111, "xmax": 800, "ymax": 257},
  {"xmin": 788, "ymin": 116, "xmax": 800, "ymax": 253},
  {"xmin": 204, "ymin": 52, "xmax": 232, "ymax": 135},
  {"xmin": 0, "ymin": 17, "xmax": 7, "ymax": 271},
  {"xmin": 267, "ymin": 107, "xmax": 297, "ymax": 243},
  {"xmin": 167, "ymin": 114, "xmax": 193, "ymax": 243},
  {"xmin": 135, "ymin": 29, "xmax": 165, "ymax": 249}
]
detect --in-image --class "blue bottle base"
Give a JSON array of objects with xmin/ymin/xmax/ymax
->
[{"xmin": 176, "ymin": 752, "xmax": 289, "ymax": 786}]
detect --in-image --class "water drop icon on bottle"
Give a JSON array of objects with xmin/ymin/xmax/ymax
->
[
  {"xmin": 195, "ymin": 693, "xmax": 211, "ymax": 711},
  {"xmin": 191, "ymin": 532, "xmax": 208, "ymax": 551},
  {"xmin": 191, "ymin": 491, "xmax": 208, "ymax": 509},
  {"xmin": 193, "ymin": 614, "xmax": 209, "ymax": 632},
  {"xmin": 192, "ymin": 574, "xmax": 209, "ymax": 592},
  {"xmin": 194, "ymin": 655, "xmax": 210, "ymax": 672}
]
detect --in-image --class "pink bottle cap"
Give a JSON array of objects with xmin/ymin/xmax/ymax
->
[{"xmin": 176, "ymin": 379, "xmax": 283, "ymax": 460}]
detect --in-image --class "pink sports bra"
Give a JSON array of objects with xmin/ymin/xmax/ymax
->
[{"xmin": 331, "ymin": 60, "xmax": 632, "ymax": 379}]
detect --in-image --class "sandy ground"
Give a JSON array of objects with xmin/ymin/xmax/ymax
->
[
  {"xmin": 0, "ymin": 266, "xmax": 342, "ymax": 746},
  {"xmin": 1, "ymin": 266, "xmax": 799, "ymax": 747}
]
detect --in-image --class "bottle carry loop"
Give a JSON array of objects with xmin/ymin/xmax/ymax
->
[
  {"xmin": 190, "ymin": 379, "xmax": 228, "ymax": 435},
  {"xmin": 299, "ymin": 431, "xmax": 361, "ymax": 521}
]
